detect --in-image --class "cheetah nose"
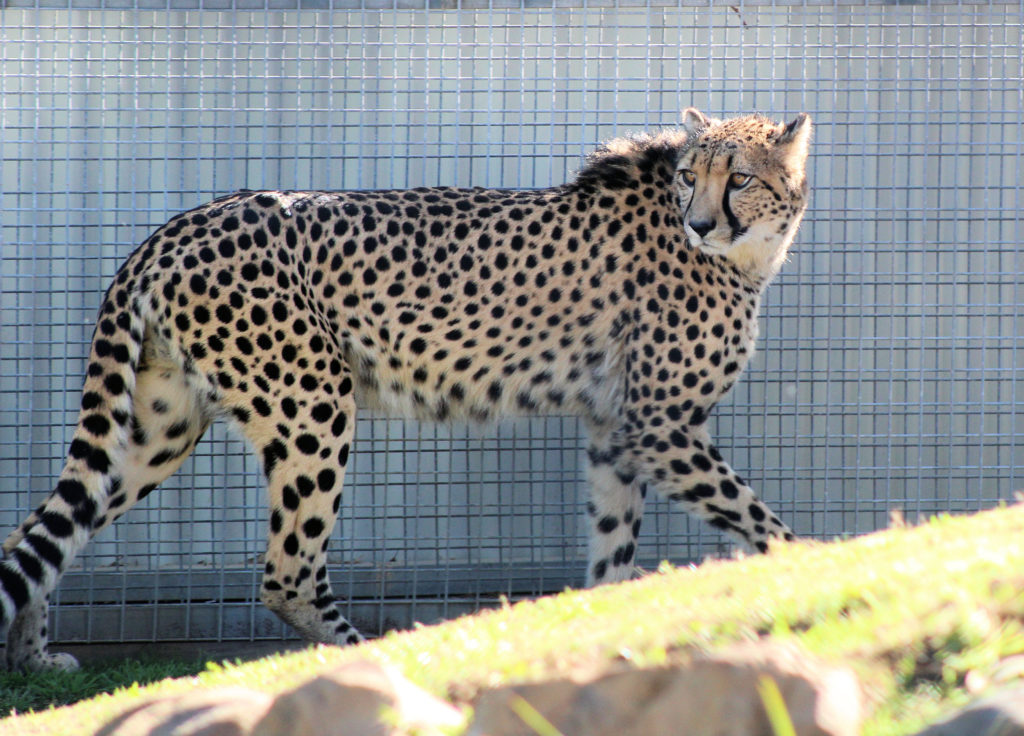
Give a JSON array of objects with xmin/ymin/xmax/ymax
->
[{"xmin": 689, "ymin": 218, "xmax": 716, "ymax": 237}]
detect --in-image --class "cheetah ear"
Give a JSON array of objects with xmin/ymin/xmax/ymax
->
[
  {"xmin": 776, "ymin": 113, "xmax": 812, "ymax": 169},
  {"xmin": 681, "ymin": 108, "xmax": 713, "ymax": 138}
]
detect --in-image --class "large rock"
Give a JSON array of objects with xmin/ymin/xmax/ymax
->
[
  {"xmin": 95, "ymin": 687, "xmax": 273, "ymax": 736},
  {"xmin": 96, "ymin": 661, "xmax": 463, "ymax": 736},
  {"xmin": 468, "ymin": 643, "xmax": 862, "ymax": 736},
  {"xmin": 251, "ymin": 660, "xmax": 464, "ymax": 736},
  {"xmin": 913, "ymin": 685, "xmax": 1024, "ymax": 736}
]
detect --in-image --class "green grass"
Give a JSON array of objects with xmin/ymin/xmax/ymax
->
[
  {"xmin": 3, "ymin": 504, "xmax": 1024, "ymax": 735},
  {"xmin": 0, "ymin": 657, "xmax": 206, "ymax": 717}
]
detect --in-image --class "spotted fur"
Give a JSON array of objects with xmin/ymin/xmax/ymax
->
[{"xmin": 0, "ymin": 109, "xmax": 810, "ymax": 670}]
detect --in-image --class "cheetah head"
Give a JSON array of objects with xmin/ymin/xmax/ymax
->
[{"xmin": 675, "ymin": 108, "xmax": 812, "ymax": 280}]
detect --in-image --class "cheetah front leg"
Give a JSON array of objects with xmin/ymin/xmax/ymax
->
[
  {"xmin": 584, "ymin": 436, "xmax": 645, "ymax": 586},
  {"xmin": 628, "ymin": 426, "xmax": 793, "ymax": 554}
]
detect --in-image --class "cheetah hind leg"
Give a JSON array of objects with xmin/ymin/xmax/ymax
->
[
  {"xmin": 220, "ymin": 368, "xmax": 363, "ymax": 646},
  {"xmin": 2, "ymin": 352, "xmax": 209, "ymax": 671}
]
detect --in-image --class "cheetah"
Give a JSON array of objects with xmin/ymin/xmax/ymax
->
[{"xmin": 0, "ymin": 108, "xmax": 810, "ymax": 670}]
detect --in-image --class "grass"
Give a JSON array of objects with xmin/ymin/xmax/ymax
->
[
  {"xmin": 0, "ymin": 658, "xmax": 207, "ymax": 717},
  {"xmin": 3, "ymin": 504, "xmax": 1024, "ymax": 735}
]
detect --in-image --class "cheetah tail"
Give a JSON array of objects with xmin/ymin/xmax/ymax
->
[{"xmin": 0, "ymin": 287, "xmax": 145, "ymax": 635}]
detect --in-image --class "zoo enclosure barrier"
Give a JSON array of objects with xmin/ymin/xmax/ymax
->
[{"xmin": 0, "ymin": 0, "xmax": 1021, "ymax": 643}]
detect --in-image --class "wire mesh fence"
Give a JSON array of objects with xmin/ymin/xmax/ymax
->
[{"xmin": 0, "ymin": 0, "xmax": 1021, "ymax": 643}]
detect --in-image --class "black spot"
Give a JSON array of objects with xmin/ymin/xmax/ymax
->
[
  {"xmin": 295, "ymin": 434, "xmax": 320, "ymax": 455},
  {"xmin": 111, "ymin": 344, "xmax": 131, "ymax": 364},
  {"xmin": 621, "ymin": 542, "xmax": 635, "ymax": 565},
  {"xmin": 331, "ymin": 412, "xmax": 348, "ymax": 438},
  {"xmin": 148, "ymin": 449, "xmax": 177, "ymax": 467},
  {"xmin": 311, "ymin": 403, "xmax": 333, "ymax": 423},
  {"xmin": 166, "ymin": 419, "xmax": 190, "ymax": 440},
  {"xmin": 302, "ymin": 517, "xmax": 325, "ymax": 538},
  {"xmin": 263, "ymin": 439, "xmax": 289, "ymax": 477},
  {"xmin": 692, "ymin": 453, "xmax": 712, "ymax": 472},
  {"xmin": 193, "ymin": 305, "xmax": 211, "ymax": 325},
  {"xmin": 692, "ymin": 483, "xmax": 717, "ymax": 498},
  {"xmin": 597, "ymin": 516, "xmax": 619, "ymax": 534},
  {"xmin": 81, "ymin": 392, "xmax": 103, "ymax": 410},
  {"xmin": 317, "ymin": 469, "xmax": 336, "ymax": 492},
  {"xmin": 283, "ymin": 533, "xmax": 300, "ymax": 556},
  {"xmin": 670, "ymin": 459, "xmax": 692, "ymax": 475},
  {"xmin": 87, "ymin": 448, "xmax": 111, "ymax": 473},
  {"xmin": 297, "ymin": 475, "xmax": 316, "ymax": 497},
  {"xmin": 69, "ymin": 438, "xmax": 91, "ymax": 460},
  {"xmin": 301, "ymin": 374, "xmax": 319, "ymax": 392},
  {"xmin": 216, "ymin": 304, "xmax": 234, "ymax": 325},
  {"xmin": 104, "ymin": 374, "xmax": 126, "ymax": 395},
  {"xmin": 268, "ymin": 510, "xmax": 283, "ymax": 535},
  {"xmin": 720, "ymin": 480, "xmax": 740, "ymax": 499}
]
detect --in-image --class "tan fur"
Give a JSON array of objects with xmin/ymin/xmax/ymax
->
[{"xmin": 0, "ymin": 110, "xmax": 810, "ymax": 670}]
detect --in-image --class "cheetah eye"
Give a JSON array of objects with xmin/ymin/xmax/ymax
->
[
  {"xmin": 678, "ymin": 169, "xmax": 697, "ymax": 187},
  {"xmin": 728, "ymin": 172, "xmax": 753, "ymax": 189}
]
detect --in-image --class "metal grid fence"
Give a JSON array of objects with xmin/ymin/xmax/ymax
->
[{"xmin": 0, "ymin": 0, "xmax": 1021, "ymax": 643}]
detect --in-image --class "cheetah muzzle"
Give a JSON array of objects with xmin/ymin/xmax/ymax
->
[{"xmin": 0, "ymin": 108, "xmax": 810, "ymax": 670}]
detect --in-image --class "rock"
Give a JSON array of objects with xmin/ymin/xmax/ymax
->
[
  {"xmin": 913, "ymin": 685, "xmax": 1024, "ymax": 735},
  {"xmin": 252, "ymin": 660, "xmax": 464, "ymax": 736},
  {"xmin": 96, "ymin": 661, "xmax": 462, "ymax": 736},
  {"xmin": 468, "ymin": 643, "xmax": 861, "ymax": 736},
  {"xmin": 95, "ymin": 687, "xmax": 273, "ymax": 736}
]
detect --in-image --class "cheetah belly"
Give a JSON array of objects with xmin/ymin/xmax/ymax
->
[{"xmin": 340, "ymin": 329, "xmax": 624, "ymax": 426}]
